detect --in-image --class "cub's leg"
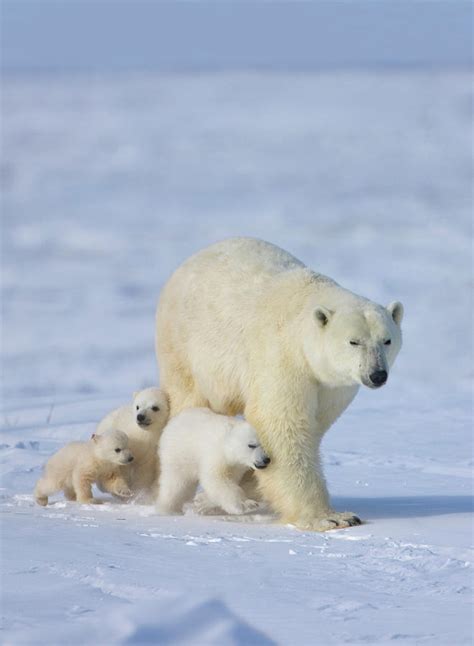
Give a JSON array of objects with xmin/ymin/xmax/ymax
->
[
  {"xmin": 193, "ymin": 491, "xmax": 223, "ymax": 515},
  {"xmin": 157, "ymin": 470, "xmax": 197, "ymax": 514},
  {"xmin": 200, "ymin": 474, "xmax": 258, "ymax": 515},
  {"xmin": 34, "ymin": 477, "xmax": 58, "ymax": 506},
  {"xmin": 239, "ymin": 470, "xmax": 263, "ymax": 501},
  {"xmin": 63, "ymin": 486, "xmax": 77, "ymax": 501},
  {"xmin": 97, "ymin": 469, "xmax": 132, "ymax": 499},
  {"xmin": 72, "ymin": 469, "xmax": 102, "ymax": 504},
  {"xmin": 109, "ymin": 471, "xmax": 132, "ymax": 498}
]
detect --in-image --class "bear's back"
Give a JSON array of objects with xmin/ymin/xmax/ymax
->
[{"xmin": 45, "ymin": 441, "xmax": 91, "ymax": 476}]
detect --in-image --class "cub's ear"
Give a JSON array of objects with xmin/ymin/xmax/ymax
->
[
  {"xmin": 387, "ymin": 301, "xmax": 404, "ymax": 325},
  {"xmin": 132, "ymin": 391, "xmax": 139, "ymax": 400},
  {"xmin": 313, "ymin": 306, "xmax": 333, "ymax": 328}
]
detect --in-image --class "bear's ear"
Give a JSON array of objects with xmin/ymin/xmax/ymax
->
[
  {"xmin": 387, "ymin": 301, "xmax": 404, "ymax": 325},
  {"xmin": 132, "ymin": 391, "xmax": 139, "ymax": 400},
  {"xmin": 313, "ymin": 306, "xmax": 333, "ymax": 328}
]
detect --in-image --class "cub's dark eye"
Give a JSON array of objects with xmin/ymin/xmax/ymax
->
[
  {"xmin": 350, "ymin": 341, "xmax": 360, "ymax": 346},
  {"xmin": 384, "ymin": 339, "xmax": 392, "ymax": 346},
  {"xmin": 248, "ymin": 444, "xmax": 257, "ymax": 449},
  {"xmin": 152, "ymin": 406, "xmax": 160, "ymax": 412},
  {"xmin": 136, "ymin": 405, "xmax": 139, "ymax": 410},
  {"xmin": 115, "ymin": 448, "xmax": 121, "ymax": 453}
]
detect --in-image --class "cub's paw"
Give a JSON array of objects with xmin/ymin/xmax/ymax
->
[
  {"xmin": 156, "ymin": 503, "xmax": 184, "ymax": 516},
  {"xmin": 242, "ymin": 499, "xmax": 260, "ymax": 513},
  {"xmin": 296, "ymin": 511, "xmax": 362, "ymax": 532},
  {"xmin": 113, "ymin": 487, "xmax": 133, "ymax": 498},
  {"xmin": 224, "ymin": 498, "xmax": 260, "ymax": 515},
  {"xmin": 193, "ymin": 492, "xmax": 222, "ymax": 515}
]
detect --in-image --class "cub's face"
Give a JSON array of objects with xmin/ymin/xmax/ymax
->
[
  {"xmin": 306, "ymin": 301, "xmax": 403, "ymax": 389},
  {"xmin": 93, "ymin": 430, "xmax": 134, "ymax": 465},
  {"xmin": 132, "ymin": 388, "xmax": 169, "ymax": 431},
  {"xmin": 228, "ymin": 423, "xmax": 271, "ymax": 470}
]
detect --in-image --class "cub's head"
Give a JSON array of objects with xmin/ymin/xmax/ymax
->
[
  {"xmin": 92, "ymin": 429, "xmax": 134, "ymax": 465},
  {"xmin": 132, "ymin": 387, "xmax": 169, "ymax": 431},
  {"xmin": 225, "ymin": 421, "xmax": 271, "ymax": 470},
  {"xmin": 304, "ymin": 301, "xmax": 404, "ymax": 389}
]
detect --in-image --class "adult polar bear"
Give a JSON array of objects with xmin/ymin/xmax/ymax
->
[{"xmin": 156, "ymin": 238, "xmax": 403, "ymax": 531}]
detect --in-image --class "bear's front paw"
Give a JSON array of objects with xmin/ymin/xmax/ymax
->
[
  {"xmin": 78, "ymin": 497, "xmax": 103, "ymax": 505},
  {"xmin": 296, "ymin": 511, "xmax": 362, "ymax": 532}
]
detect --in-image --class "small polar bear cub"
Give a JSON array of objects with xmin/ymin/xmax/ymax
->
[
  {"xmin": 96, "ymin": 387, "xmax": 169, "ymax": 498},
  {"xmin": 34, "ymin": 429, "xmax": 134, "ymax": 506},
  {"xmin": 157, "ymin": 407, "xmax": 271, "ymax": 515},
  {"xmin": 97, "ymin": 387, "xmax": 169, "ymax": 436}
]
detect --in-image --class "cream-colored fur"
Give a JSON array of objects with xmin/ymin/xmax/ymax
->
[
  {"xmin": 34, "ymin": 430, "xmax": 133, "ymax": 505},
  {"xmin": 96, "ymin": 387, "xmax": 169, "ymax": 500},
  {"xmin": 156, "ymin": 407, "xmax": 270, "ymax": 515},
  {"xmin": 156, "ymin": 237, "xmax": 403, "ymax": 531}
]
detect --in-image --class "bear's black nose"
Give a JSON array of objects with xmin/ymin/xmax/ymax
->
[
  {"xmin": 128, "ymin": 456, "xmax": 134, "ymax": 462},
  {"xmin": 263, "ymin": 457, "xmax": 271, "ymax": 465},
  {"xmin": 137, "ymin": 414, "xmax": 146, "ymax": 423},
  {"xmin": 369, "ymin": 370, "xmax": 388, "ymax": 386}
]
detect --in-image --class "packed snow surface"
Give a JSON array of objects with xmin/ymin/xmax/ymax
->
[{"xmin": 1, "ymin": 71, "xmax": 472, "ymax": 644}]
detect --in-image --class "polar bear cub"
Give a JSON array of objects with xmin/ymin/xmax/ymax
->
[
  {"xmin": 157, "ymin": 407, "xmax": 271, "ymax": 515},
  {"xmin": 96, "ymin": 387, "xmax": 169, "ymax": 499},
  {"xmin": 34, "ymin": 429, "xmax": 134, "ymax": 506}
]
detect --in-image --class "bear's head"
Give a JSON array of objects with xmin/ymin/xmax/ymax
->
[
  {"xmin": 132, "ymin": 387, "xmax": 170, "ymax": 431},
  {"xmin": 92, "ymin": 429, "xmax": 134, "ymax": 465},
  {"xmin": 304, "ymin": 301, "xmax": 404, "ymax": 389},
  {"xmin": 225, "ymin": 422, "xmax": 271, "ymax": 470}
]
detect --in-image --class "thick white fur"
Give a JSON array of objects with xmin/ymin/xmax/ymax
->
[
  {"xmin": 96, "ymin": 387, "xmax": 169, "ymax": 499},
  {"xmin": 34, "ymin": 430, "xmax": 133, "ymax": 505},
  {"xmin": 156, "ymin": 237, "xmax": 403, "ymax": 531},
  {"xmin": 157, "ymin": 408, "xmax": 269, "ymax": 515}
]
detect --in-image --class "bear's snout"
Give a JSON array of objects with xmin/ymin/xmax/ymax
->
[
  {"xmin": 136, "ymin": 414, "xmax": 152, "ymax": 427},
  {"xmin": 369, "ymin": 370, "xmax": 388, "ymax": 387},
  {"xmin": 254, "ymin": 456, "xmax": 271, "ymax": 469}
]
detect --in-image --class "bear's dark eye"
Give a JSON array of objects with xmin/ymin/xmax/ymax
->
[
  {"xmin": 349, "ymin": 341, "xmax": 360, "ymax": 346},
  {"xmin": 384, "ymin": 339, "xmax": 391, "ymax": 345},
  {"xmin": 136, "ymin": 405, "xmax": 139, "ymax": 410},
  {"xmin": 152, "ymin": 406, "xmax": 160, "ymax": 412},
  {"xmin": 115, "ymin": 448, "xmax": 121, "ymax": 453},
  {"xmin": 248, "ymin": 443, "xmax": 257, "ymax": 449}
]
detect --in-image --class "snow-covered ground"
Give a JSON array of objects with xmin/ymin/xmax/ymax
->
[{"xmin": 1, "ymin": 71, "xmax": 473, "ymax": 644}]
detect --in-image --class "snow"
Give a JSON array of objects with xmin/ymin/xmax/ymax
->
[{"xmin": 1, "ymin": 69, "xmax": 473, "ymax": 644}]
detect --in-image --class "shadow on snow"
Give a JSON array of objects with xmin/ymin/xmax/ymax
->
[{"xmin": 333, "ymin": 495, "xmax": 474, "ymax": 519}]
